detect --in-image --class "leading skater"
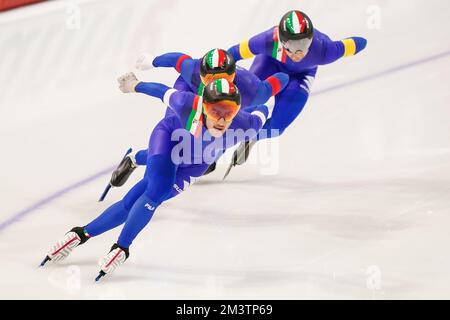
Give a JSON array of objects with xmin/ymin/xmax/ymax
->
[
  {"xmin": 225, "ymin": 9, "xmax": 367, "ymax": 174},
  {"xmin": 40, "ymin": 75, "xmax": 274, "ymax": 280}
]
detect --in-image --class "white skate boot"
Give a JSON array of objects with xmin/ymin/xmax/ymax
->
[
  {"xmin": 95, "ymin": 243, "xmax": 129, "ymax": 281},
  {"xmin": 40, "ymin": 227, "xmax": 90, "ymax": 266}
]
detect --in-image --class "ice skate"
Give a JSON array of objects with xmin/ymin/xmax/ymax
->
[
  {"xmin": 202, "ymin": 161, "xmax": 217, "ymax": 176},
  {"xmin": 40, "ymin": 227, "xmax": 90, "ymax": 267},
  {"xmin": 110, "ymin": 151, "xmax": 138, "ymax": 187},
  {"xmin": 223, "ymin": 140, "xmax": 257, "ymax": 180},
  {"xmin": 99, "ymin": 148, "xmax": 136, "ymax": 201},
  {"xmin": 95, "ymin": 243, "xmax": 129, "ymax": 281}
]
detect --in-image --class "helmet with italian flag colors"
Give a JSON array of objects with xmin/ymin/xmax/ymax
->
[
  {"xmin": 278, "ymin": 10, "xmax": 314, "ymax": 54},
  {"xmin": 202, "ymin": 78, "xmax": 241, "ymax": 122},
  {"xmin": 200, "ymin": 48, "xmax": 236, "ymax": 85}
]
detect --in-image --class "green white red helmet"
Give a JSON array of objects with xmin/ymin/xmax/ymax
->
[
  {"xmin": 200, "ymin": 48, "xmax": 236, "ymax": 84},
  {"xmin": 278, "ymin": 10, "xmax": 314, "ymax": 54},
  {"xmin": 202, "ymin": 78, "xmax": 241, "ymax": 121}
]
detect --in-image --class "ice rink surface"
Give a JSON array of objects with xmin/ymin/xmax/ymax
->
[{"xmin": 0, "ymin": 0, "xmax": 449, "ymax": 299}]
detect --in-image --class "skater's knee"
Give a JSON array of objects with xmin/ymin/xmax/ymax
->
[
  {"xmin": 145, "ymin": 184, "xmax": 172, "ymax": 204},
  {"xmin": 122, "ymin": 179, "xmax": 148, "ymax": 211},
  {"xmin": 145, "ymin": 154, "xmax": 176, "ymax": 204},
  {"xmin": 123, "ymin": 193, "xmax": 137, "ymax": 212},
  {"xmin": 135, "ymin": 193, "xmax": 160, "ymax": 213},
  {"xmin": 145, "ymin": 178, "xmax": 174, "ymax": 204}
]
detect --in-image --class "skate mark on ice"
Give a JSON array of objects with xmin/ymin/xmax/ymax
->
[{"xmin": 0, "ymin": 166, "xmax": 115, "ymax": 232}]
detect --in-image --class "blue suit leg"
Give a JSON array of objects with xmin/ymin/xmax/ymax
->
[
  {"xmin": 85, "ymin": 118, "xmax": 180, "ymax": 242},
  {"xmin": 257, "ymin": 71, "xmax": 315, "ymax": 140},
  {"xmin": 84, "ymin": 179, "xmax": 147, "ymax": 237},
  {"xmin": 164, "ymin": 164, "xmax": 208, "ymax": 201},
  {"xmin": 135, "ymin": 115, "xmax": 182, "ymax": 166},
  {"xmin": 117, "ymin": 153, "xmax": 177, "ymax": 248}
]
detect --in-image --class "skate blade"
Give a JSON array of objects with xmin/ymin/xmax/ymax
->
[
  {"xmin": 98, "ymin": 184, "xmax": 112, "ymax": 202},
  {"xmin": 95, "ymin": 271, "xmax": 106, "ymax": 282},
  {"xmin": 39, "ymin": 256, "xmax": 51, "ymax": 267},
  {"xmin": 223, "ymin": 142, "xmax": 253, "ymax": 180},
  {"xmin": 222, "ymin": 163, "xmax": 234, "ymax": 180}
]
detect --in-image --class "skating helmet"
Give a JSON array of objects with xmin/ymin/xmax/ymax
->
[
  {"xmin": 200, "ymin": 49, "xmax": 236, "ymax": 85},
  {"xmin": 278, "ymin": 10, "xmax": 314, "ymax": 54},
  {"xmin": 202, "ymin": 78, "xmax": 241, "ymax": 122}
]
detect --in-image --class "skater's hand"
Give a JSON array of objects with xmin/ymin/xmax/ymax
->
[
  {"xmin": 118, "ymin": 72, "xmax": 140, "ymax": 93},
  {"xmin": 135, "ymin": 52, "xmax": 155, "ymax": 71}
]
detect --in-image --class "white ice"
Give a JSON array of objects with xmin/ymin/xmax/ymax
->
[{"xmin": 0, "ymin": 0, "xmax": 449, "ymax": 299}]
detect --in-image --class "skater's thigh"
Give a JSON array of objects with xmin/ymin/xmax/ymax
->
[
  {"xmin": 269, "ymin": 78, "xmax": 311, "ymax": 131},
  {"xmin": 276, "ymin": 71, "xmax": 315, "ymax": 109},
  {"xmin": 272, "ymin": 79, "xmax": 304, "ymax": 114},
  {"xmin": 164, "ymin": 165, "xmax": 207, "ymax": 201},
  {"xmin": 144, "ymin": 154, "xmax": 179, "ymax": 204},
  {"xmin": 148, "ymin": 117, "xmax": 181, "ymax": 157}
]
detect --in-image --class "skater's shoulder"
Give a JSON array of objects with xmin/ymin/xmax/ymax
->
[
  {"xmin": 169, "ymin": 89, "xmax": 195, "ymax": 106},
  {"xmin": 311, "ymin": 29, "xmax": 332, "ymax": 45}
]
